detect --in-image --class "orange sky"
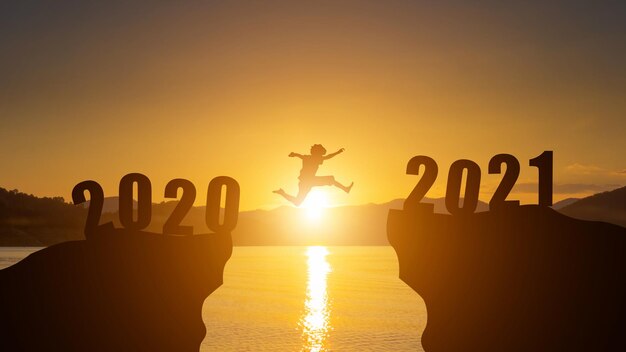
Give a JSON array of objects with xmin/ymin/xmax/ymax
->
[{"xmin": 1, "ymin": 1, "xmax": 624, "ymax": 210}]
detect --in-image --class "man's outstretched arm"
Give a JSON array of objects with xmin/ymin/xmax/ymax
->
[
  {"xmin": 289, "ymin": 152, "xmax": 304, "ymax": 159},
  {"xmin": 324, "ymin": 148, "xmax": 345, "ymax": 160}
]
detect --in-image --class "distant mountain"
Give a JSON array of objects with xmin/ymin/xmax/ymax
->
[
  {"xmin": 98, "ymin": 197, "xmax": 489, "ymax": 246},
  {"xmin": 0, "ymin": 188, "xmax": 85, "ymax": 246},
  {"xmin": 83, "ymin": 197, "xmax": 137, "ymax": 213},
  {"xmin": 0, "ymin": 188, "xmax": 521, "ymax": 246},
  {"xmin": 559, "ymin": 186, "xmax": 626, "ymax": 228},
  {"xmin": 551, "ymin": 198, "xmax": 580, "ymax": 210},
  {"xmin": 95, "ymin": 199, "xmax": 400, "ymax": 245},
  {"xmin": 187, "ymin": 197, "xmax": 487, "ymax": 246}
]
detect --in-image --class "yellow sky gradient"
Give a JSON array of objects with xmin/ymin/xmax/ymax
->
[{"xmin": 1, "ymin": 1, "xmax": 624, "ymax": 210}]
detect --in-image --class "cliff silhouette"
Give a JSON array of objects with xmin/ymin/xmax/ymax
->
[
  {"xmin": 0, "ymin": 223, "xmax": 232, "ymax": 351},
  {"xmin": 388, "ymin": 205, "xmax": 626, "ymax": 351}
]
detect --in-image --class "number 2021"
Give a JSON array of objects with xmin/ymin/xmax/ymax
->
[
  {"xmin": 404, "ymin": 151, "xmax": 552, "ymax": 215},
  {"xmin": 72, "ymin": 174, "xmax": 240, "ymax": 235}
]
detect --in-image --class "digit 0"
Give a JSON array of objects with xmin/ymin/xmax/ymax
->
[
  {"xmin": 206, "ymin": 176, "xmax": 240, "ymax": 233},
  {"xmin": 445, "ymin": 160, "xmax": 481, "ymax": 215},
  {"xmin": 119, "ymin": 173, "xmax": 152, "ymax": 231}
]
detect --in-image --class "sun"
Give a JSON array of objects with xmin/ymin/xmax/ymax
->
[{"xmin": 301, "ymin": 189, "xmax": 330, "ymax": 221}]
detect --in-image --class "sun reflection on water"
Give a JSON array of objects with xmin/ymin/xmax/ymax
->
[{"xmin": 300, "ymin": 246, "xmax": 332, "ymax": 352}]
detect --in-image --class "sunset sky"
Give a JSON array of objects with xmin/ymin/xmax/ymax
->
[{"xmin": 1, "ymin": 0, "xmax": 624, "ymax": 210}]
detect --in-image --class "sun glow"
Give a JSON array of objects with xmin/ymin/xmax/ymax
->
[
  {"xmin": 301, "ymin": 189, "xmax": 330, "ymax": 221},
  {"xmin": 300, "ymin": 246, "xmax": 332, "ymax": 352}
]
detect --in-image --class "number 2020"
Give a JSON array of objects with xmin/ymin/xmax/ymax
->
[
  {"xmin": 404, "ymin": 151, "xmax": 552, "ymax": 215},
  {"xmin": 72, "ymin": 174, "xmax": 240, "ymax": 235}
]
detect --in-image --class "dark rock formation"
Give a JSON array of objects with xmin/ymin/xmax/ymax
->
[
  {"xmin": 388, "ymin": 205, "xmax": 626, "ymax": 351},
  {"xmin": 0, "ymin": 223, "xmax": 232, "ymax": 351}
]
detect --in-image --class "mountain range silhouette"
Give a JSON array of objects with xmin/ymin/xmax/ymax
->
[
  {"xmin": 1, "ymin": 186, "xmax": 624, "ymax": 245},
  {"xmin": 560, "ymin": 185, "xmax": 626, "ymax": 227}
]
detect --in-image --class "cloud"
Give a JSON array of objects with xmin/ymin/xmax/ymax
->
[
  {"xmin": 514, "ymin": 183, "xmax": 622, "ymax": 194},
  {"xmin": 565, "ymin": 163, "xmax": 626, "ymax": 177},
  {"xmin": 565, "ymin": 163, "xmax": 604, "ymax": 174}
]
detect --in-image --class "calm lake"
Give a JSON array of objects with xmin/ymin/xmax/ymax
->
[{"xmin": 0, "ymin": 246, "xmax": 426, "ymax": 351}]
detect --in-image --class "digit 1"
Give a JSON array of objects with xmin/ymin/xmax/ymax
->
[{"xmin": 529, "ymin": 151, "xmax": 553, "ymax": 206}]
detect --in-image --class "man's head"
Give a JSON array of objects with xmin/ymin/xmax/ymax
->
[{"xmin": 310, "ymin": 144, "xmax": 327, "ymax": 156}]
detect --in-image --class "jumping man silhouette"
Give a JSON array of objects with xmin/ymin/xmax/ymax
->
[{"xmin": 273, "ymin": 144, "xmax": 353, "ymax": 206}]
